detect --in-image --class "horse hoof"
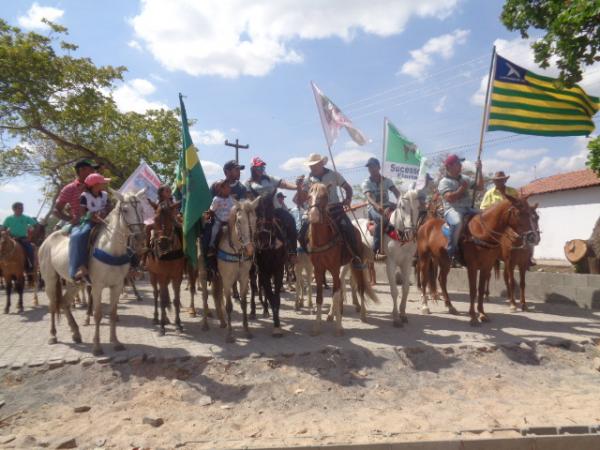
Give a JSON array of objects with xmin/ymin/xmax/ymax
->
[
  {"xmin": 152, "ymin": 318, "xmax": 159, "ymax": 325},
  {"xmin": 188, "ymin": 310, "xmax": 197, "ymax": 318},
  {"xmin": 226, "ymin": 335, "xmax": 236, "ymax": 344},
  {"xmin": 93, "ymin": 347, "xmax": 104, "ymax": 356},
  {"xmin": 521, "ymin": 304, "xmax": 528, "ymax": 312},
  {"xmin": 114, "ymin": 343, "xmax": 125, "ymax": 352},
  {"xmin": 219, "ymin": 322, "xmax": 227, "ymax": 329},
  {"xmin": 177, "ymin": 325, "xmax": 184, "ymax": 333},
  {"xmin": 469, "ymin": 318, "xmax": 479, "ymax": 327},
  {"xmin": 401, "ymin": 315, "xmax": 409, "ymax": 324},
  {"xmin": 272, "ymin": 328, "xmax": 283, "ymax": 338},
  {"xmin": 354, "ymin": 305, "xmax": 361, "ymax": 313},
  {"xmin": 479, "ymin": 314, "xmax": 489, "ymax": 323},
  {"xmin": 334, "ymin": 329, "xmax": 345, "ymax": 337},
  {"xmin": 3, "ymin": 308, "xmax": 8, "ymax": 314},
  {"xmin": 48, "ymin": 336, "xmax": 58, "ymax": 345},
  {"xmin": 448, "ymin": 306, "xmax": 459, "ymax": 315},
  {"xmin": 360, "ymin": 316, "xmax": 368, "ymax": 323},
  {"xmin": 84, "ymin": 317, "xmax": 90, "ymax": 326},
  {"xmin": 509, "ymin": 305, "xmax": 518, "ymax": 313},
  {"xmin": 73, "ymin": 334, "xmax": 82, "ymax": 344},
  {"xmin": 17, "ymin": 307, "xmax": 24, "ymax": 314},
  {"xmin": 393, "ymin": 319, "xmax": 402, "ymax": 328},
  {"xmin": 206, "ymin": 310, "xmax": 214, "ymax": 318},
  {"xmin": 263, "ymin": 311, "xmax": 270, "ymax": 319},
  {"xmin": 159, "ymin": 328, "xmax": 166, "ymax": 336},
  {"xmin": 326, "ymin": 315, "xmax": 334, "ymax": 322},
  {"xmin": 249, "ymin": 313, "xmax": 257, "ymax": 321},
  {"xmin": 421, "ymin": 307, "xmax": 431, "ymax": 315}
]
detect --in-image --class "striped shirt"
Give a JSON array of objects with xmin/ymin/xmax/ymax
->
[{"xmin": 58, "ymin": 179, "xmax": 85, "ymax": 221}]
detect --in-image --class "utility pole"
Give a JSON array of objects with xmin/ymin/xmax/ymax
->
[{"xmin": 224, "ymin": 139, "xmax": 249, "ymax": 164}]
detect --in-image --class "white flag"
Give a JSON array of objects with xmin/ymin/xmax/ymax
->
[
  {"xmin": 119, "ymin": 161, "xmax": 162, "ymax": 224},
  {"xmin": 311, "ymin": 81, "xmax": 368, "ymax": 148}
]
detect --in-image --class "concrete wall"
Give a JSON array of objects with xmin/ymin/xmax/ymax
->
[
  {"xmin": 376, "ymin": 264, "xmax": 600, "ymax": 310},
  {"xmin": 530, "ymin": 186, "xmax": 600, "ymax": 261}
]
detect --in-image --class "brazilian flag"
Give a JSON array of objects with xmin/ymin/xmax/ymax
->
[
  {"xmin": 175, "ymin": 93, "xmax": 211, "ymax": 267},
  {"xmin": 488, "ymin": 54, "xmax": 599, "ymax": 137}
]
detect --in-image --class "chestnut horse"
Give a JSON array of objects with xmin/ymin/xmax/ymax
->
[
  {"xmin": 306, "ymin": 183, "xmax": 372, "ymax": 336},
  {"xmin": 0, "ymin": 231, "xmax": 38, "ymax": 313},
  {"xmin": 417, "ymin": 196, "xmax": 537, "ymax": 325},
  {"xmin": 146, "ymin": 202, "xmax": 186, "ymax": 335}
]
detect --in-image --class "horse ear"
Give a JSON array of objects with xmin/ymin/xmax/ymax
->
[
  {"xmin": 135, "ymin": 187, "xmax": 147, "ymax": 198},
  {"xmin": 532, "ymin": 202, "xmax": 539, "ymax": 210},
  {"xmin": 232, "ymin": 198, "xmax": 240, "ymax": 208},
  {"xmin": 109, "ymin": 188, "xmax": 124, "ymax": 202},
  {"xmin": 250, "ymin": 196, "xmax": 260, "ymax": 210}
]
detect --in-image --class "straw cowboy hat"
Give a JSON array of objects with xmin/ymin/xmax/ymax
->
[
  {"xmin": 491, "ymin": 171, "xmax": 510, "ymax": 181},
  {"xmin": 304, "ymin": 153, "xmax": 328, "ymax": 166}
]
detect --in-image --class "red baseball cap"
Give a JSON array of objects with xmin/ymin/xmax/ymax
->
[
  {"xmin": 251, "ymin": 156, "xmax": 266, "ymax": 167},
  {"xmin": 443, "ymin": 154, "xmax": 465, "ymax": 167}
]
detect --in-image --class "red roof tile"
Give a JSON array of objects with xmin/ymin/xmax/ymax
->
[{"xmin": 520, "ymin": 168, "xmax": 600, "ymax": 196}]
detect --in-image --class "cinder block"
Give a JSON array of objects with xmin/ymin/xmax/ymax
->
[
  {"xmin": 575, "ymin": 287, "xmax": 600, "ymax": 310},
  {"xmin": 544, "ymin": 286, "xmax": 577, "ymax": 305},
  {"xmin": 586, "ymin": 275, "xmax": 600, "ymax": 289}
]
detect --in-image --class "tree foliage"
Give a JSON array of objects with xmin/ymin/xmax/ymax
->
[
  {"xmin": 501, "ymin": 0, "xmax": 600, "ymax": 175},
  {"xmin": 0, "ymin": 19, "xmax": 181, "ymax": 197}
]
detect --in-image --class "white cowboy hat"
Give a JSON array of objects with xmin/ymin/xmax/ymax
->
[{"xmin": 304, "ymin": 153, "xmax": 328, "ymax": 166}]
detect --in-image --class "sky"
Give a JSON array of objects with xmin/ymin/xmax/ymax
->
[{"xmin": 1, "ymin": 0, "xmax": 599, "ymax": 220}]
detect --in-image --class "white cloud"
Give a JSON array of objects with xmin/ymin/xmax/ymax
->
[
  {"xmin": 335, "ymin": 149, "xmax": 376, "ymax": 168},
  {"xmin": 190, "ymin": 129, "xmax": 226, "ymax": 146},
  {"xmin": 128, "ymin": 40, "xmax": 143, "ymax": 51},
  {"xmin": 400, "ymin": 29, "xmax": 469, "ymax": 78},
  {"xmin": 434, "ymin": 95, "xmax": 447, "ymax": 113},
  {"xmin": 470, "ymin": 37, "xmax": 600, "ymax": 105},
  {"xmin": 17, "ymin": 3, "xmax": 64, "ymax": 30},
  {"xmin": 0, "ymin": 209, "xmax": 13, "ymax": 222},
  {"xmin": 0, "ymin": 184, "xmax": 24, "ymax": 194},
  {"xmin": 112, "ymin": 78, "xmax": 168, "ymax": 113},
  {"xmin": 200, "ymin": 159, "xmax": 222, "ymax": 177},
  {"xmin": 280, "ymin": 157, "xmax": 306, "ymax": 172},
  {"xmin": 495, "ymin": 147, "xmax": 549, "ymax": 161},
  {"xmin": 131, "ymin": 0, "xmax": 460, "ymax": 78}
]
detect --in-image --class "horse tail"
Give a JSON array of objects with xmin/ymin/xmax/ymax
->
[
  {"xmin": 52, "ymin": 276, "xmax": 62, "ymax": 320},
  {"xmin": 351, "ymin": 243, "xmax": 380, "ymax": 304},
  {"xmin": 493, "ymin": 259, "xmax": 501, "ymax": 280}
]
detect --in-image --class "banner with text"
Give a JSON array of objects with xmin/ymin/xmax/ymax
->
[
  {"xmin": 382, "ymin": 118, "xmax": 428, "ymax": 188},
  {"xmin": 118, "ymin": 161, "xmax": 162, "ymax": 224}
]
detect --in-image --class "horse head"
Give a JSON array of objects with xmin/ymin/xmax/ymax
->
[
  {"xmin": 0, "ymin": 230, "xmax": 14, "ymax": 260},
  {"xmin": 307, "ymin": 183, "xmax": 328, "ymax": 224},
  {"xmin": 109, "ymin": 187, "xmax": 147, "ymax": 254},
  {"xmin": 503, "ymin": 195, "xmax": 540, "ymax": 247},
  {"xmin": 392, "ymin": 189, "xmax": 420, "ymax": 237},
  {"xmin": 229, "ymin": 199, "xmax": 257, "ymax": 257}
]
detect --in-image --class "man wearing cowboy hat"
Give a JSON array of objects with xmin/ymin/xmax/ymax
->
[
  {"xmin": 438, "ymin": 154, "xmax": 484, "ymax": 265},
  {"xmin": 297, "ymin": 153, "xmax": 361, "ymax": 263},
  {"xmin": 480, "ymin": 171, "xmax": 519, "ymax": 210}
]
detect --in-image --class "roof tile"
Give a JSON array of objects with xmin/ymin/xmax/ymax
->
[{"xmin": 520, "ymin": 168, "xmax": 600, "ymax": 196}]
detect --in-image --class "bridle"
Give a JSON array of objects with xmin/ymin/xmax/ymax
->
[
  {"xmin": 97, "ymin": 196, "xmax": 146, "ymax": 253},
  {"xmin": 389, "ymin": 193, "xmax": 418, "ymax": 243},
  {"xmin": 227, "ymin": 204, "xmax": 254, "ymax": 257},
  {"xmin": 475, "ymin": 203, "xmax": 538, "ymax": 249}
]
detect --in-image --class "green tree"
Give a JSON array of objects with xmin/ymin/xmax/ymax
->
[
  {"xmin": 0, "ymin": 19, "xmax": 182, "ymax": 211},
  {"xmin": 501, "ymin": 0, "xmax": 600, "ymax": 175}
]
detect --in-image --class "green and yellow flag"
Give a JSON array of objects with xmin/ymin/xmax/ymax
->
[
  {"xmin": 487, "ymin": 54, "xmax": 599, "ymax": 137},
  {"xmin": 175, "ymin": 93, "xmax": 211, "ymax": 267}
]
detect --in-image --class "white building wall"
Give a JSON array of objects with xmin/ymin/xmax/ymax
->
[{"xmin": 530, "ymin": 186, "xmax": 600, "ymax": 261}]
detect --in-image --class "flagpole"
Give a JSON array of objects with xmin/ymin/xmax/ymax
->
[
  {"xmin": 472, "ymin": 45, "xmax": 497, "ymax": 208},
  {"xmin": 380, "ymin": 117, "xmax": 387, "ymax": 256}
]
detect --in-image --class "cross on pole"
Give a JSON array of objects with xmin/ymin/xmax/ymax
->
[{"xmin": 224, "ymin": 139, "xmax": 249, "ymax": 164}]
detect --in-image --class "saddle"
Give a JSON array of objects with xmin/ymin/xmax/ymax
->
[{"xmin": 366, "ymin": 206, "xmax": 395, "ymax": 236}]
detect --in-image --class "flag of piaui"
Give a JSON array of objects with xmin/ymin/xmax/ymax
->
[
  {"xmin": 488, "ymin": 54, "xmax": 600, "ymax": 136},
  {"xmin": 382, "ymin": 118, "xmax": 428, "ymax": 187},
  {"xmin": 176, "ymin": 93, "xmax": 211, "ymax": 267}
]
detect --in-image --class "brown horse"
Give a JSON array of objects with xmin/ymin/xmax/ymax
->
[
  {"xmin": 146, "ymin": 202, "xmax": 186, "ymax": 335},
  {"xmin": 417, "ymin": 196, "xmax": 537, "ymax": 325},
  {"xmin": 0, "ymin": 231, "xmax": 38, "ymax": 313},
  {"xmin": 495, "ymin": 205, "xmax": 540, "ymax": 312},
  {"xmin": 306, "ymin": 183, "xmax": 372, "ymax": 336}
]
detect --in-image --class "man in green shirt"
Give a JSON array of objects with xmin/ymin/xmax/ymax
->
[{"xmin": 2, "ymin": 202, "xmax": 37, "ymax": 272}]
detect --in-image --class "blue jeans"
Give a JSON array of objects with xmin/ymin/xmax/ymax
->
[
  {"xmin": 16, "ymin": 238, "xmax": 34, "ymax": 271},
  {"xmin": 368, "ymin": 208, "xmax": 383, "ymax": 253},
  {"xmin": 209, "ymin": 218, "xmax": 223, "ymax": 249},
  {"xmin": 444, "ymin": 207, "xmax": 478, "ymax": 257},
  {"xmin": 69, "ymin": 221, "xmax": 93, "ymax": 278}
]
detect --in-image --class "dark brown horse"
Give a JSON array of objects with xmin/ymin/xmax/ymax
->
[
  {"xmin": 0, "ymin": 231, "xmax": 38, "ymax": 313},
  {"xmin": 305, "ymin": 183, "xmax": 372, "ymax": 336},
  {"xmin": 146, "ymin": 202, "xmax": 186, "ymax": 335},
  {"xmin": 417, "ymin": 196, "xmax": 537, "ymax": 325}
]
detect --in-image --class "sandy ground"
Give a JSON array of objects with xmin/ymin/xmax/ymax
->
[{"xmin": 0, "ymin": 280, "xmax": 600, "ymax": 449}]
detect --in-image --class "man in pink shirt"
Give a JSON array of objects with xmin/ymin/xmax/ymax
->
[{"xmin": 54, "ymin": 159, "xmax": 99, "ymax": 224}]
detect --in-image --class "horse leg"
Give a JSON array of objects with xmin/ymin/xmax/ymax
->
[
  {"xmin": 4, "ymin": 280, "xmax": 11, "ymax": 314},
  {"xmin": 387, "ymin": 258, "xmax": 401, "ymax": 327},
  {"xmin": 477, "ymin": 269, "xmax": 490, "ymax": 323},
  {"xmin": 109, "ymin": 284, "xmax": 125, "ymax": 351},
  {"xmin": 152, "ymin": 278, "xmax": 159, "ymax": 325},
  {"xmin": 307, "ymin": 265, "xmax": 314, "ymax": 312},
  {"xmin": 271, "ymin": 264, "xmax": 283, "ymax": 338},
  {"xmin": 332, "ymin": 275, "xmax": 344, "ymax": 337},
  {"xmin": 439, "ymin": 260, "xmax": 457, "ymax": 315},
  {"xmin": 17, "ymin": 276, "xmax": 24, "ymax": 313},
  {"xmin": 63, "ymin": 284, "xmax": 81, "ymax": 343},
  {"xmin": 173, "ymin": 277, "xmax": 184, "ymax": 333},
  {"xmin": 399, "ymin": 260, "xmax": 411, "ymax": 324},
  {"xmin": 91, "ymin": 285, "xmax": 104, "ymax": 356},
  {"xmin": 260, "ymin": 284, "xmax": 269, "ymax": 318},
  {"xmin": 32, "ymin": 261, "xmax": 39, "ymax": 306},
  {"xmin": 201, "ymin": 278, "xmax": 211, "ymax": 330},
  {"xmin": 187, "ymin": 266, "xmax": 197, "ymax": 317},
  {"xmin": 159, "ymin": 282, "xmax": 169, "ymax": 336},
  {"xmin": 224, "ymin": 287, "xmax": 235, "ymax": 343},
  {"xmin": 519, "ymin": 263, "xmax": 528, "ymax": 311},
  {"xmin": 467, "ymin": 267, "xmax": 478, "ymax": 326},
  {"xmin": 84, "ymin": 286, "xmax": 93, "ymax": 326},
  {"xmin": 131, "ymin": 277, "xmax": 143, "ymax": 302},
  {"xmin": 418, "ymin": 257, "xmax": 431, "ymax": 315},
  {"xmin": 353, "ymin": 268, "xmax": 367, "ymax": 323},
  {"xmin": 294, "ymin": 264, "xmax": 302, "ymax": 311},
  {"xmin": 249, "ymin": 269, "xmax": 258, "ymax": 319},
  {"xmin": 507, "ymin": 262, "xmax": 518, "ymax": 312},
  {"xmin": 311, "ymin": 269, "xmax": 324, "ymax": 336}
]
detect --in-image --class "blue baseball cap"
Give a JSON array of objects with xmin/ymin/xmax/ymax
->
[{"xmin": 365, "ymin": 157, "xmax": 380, "ymax": 167}]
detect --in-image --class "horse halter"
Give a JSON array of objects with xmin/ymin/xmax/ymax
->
[
  {"xmin": 99, "ymin": 196, "xmax": 146, "ymax": 251},
  {"xmin": 228, "ymin": 205, "xmax": 254, "ymax": 257},
  {"xmin": 391, "ymin": 194, "xmax": 417, "ymax": 242}
]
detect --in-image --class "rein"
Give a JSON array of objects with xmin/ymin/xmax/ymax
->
[
  {"xmin": 223, "ymin": 205, "xmax": 254, "ymax": 262},
  {"xmin": 96, "ymin": 196, "xmax": 145, "ymax": 257}
]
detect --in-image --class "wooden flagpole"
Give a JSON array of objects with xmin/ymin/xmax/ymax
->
[
  {"xmin": 380, "ymin": 117, "xmax": 388, "ymax": 256},
  {"xmin": 472, "ymin": 45, "xmax": 497, "ymax": 207}
]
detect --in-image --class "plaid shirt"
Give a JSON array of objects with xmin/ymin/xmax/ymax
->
[{"xmin": 58, "ymin": 179, "xmax": 85, "ymax": 221}]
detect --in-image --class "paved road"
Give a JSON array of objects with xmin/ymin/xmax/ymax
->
[{"xmin": 1, "ymin": 278, "xmax": 599, "ymax": 368}]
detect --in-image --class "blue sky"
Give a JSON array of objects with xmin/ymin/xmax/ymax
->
[{"xmin": 1, "ymin": 0, "xmax": 599, "ymax": 220}]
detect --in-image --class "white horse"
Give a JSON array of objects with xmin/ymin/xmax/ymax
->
[
  {"xmin": 355, "ymin": 190, "xmax": 420, "ymax": 326},
  {"xmin": 209, "ymin": 198, "xmax": 258, "ymax": 342},
  {"xmin": 39, "ymin": 189, "xmax": 146, "ymax": 355}
]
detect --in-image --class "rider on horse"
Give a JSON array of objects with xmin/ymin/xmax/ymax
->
[
  {"xmin": 480, "ymin": 171, "xmax": 519, "ymax": 209},
  {"xmin": 362, "ymin": 157, "xmax": 400, "ymax": 259},
  {"xmin": 437, "ymin": 154, "xmax": 484, "ymax": 266},
  {"xmin": 244, "ymin": 156, "xmax": 300, "ymax": 260},
  {"xmin": 298, "ymin": 153, "xmax": 362, "ymax": 264},
  {"xmin": 2, "ymin": 202, "xmax": 37, "ymax": 274},
  {"xmin": 54, "ymin": 159, "xmax": 99, "ymax": 226}
]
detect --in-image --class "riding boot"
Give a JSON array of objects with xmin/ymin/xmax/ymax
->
[{"xmin": 338, "ymin": 216, "xmax": 363, "ymax": 266}]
